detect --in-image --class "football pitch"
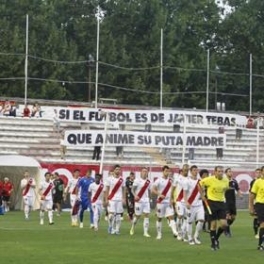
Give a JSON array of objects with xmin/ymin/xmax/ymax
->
[{"xmin": 0, "ymin": 210, "xmax": 262, "ymax": 264}]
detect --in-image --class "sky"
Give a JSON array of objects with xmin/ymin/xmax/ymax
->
[{"xmin": 216, "ymin": 0, "xmax": 234, "ymax": 18}]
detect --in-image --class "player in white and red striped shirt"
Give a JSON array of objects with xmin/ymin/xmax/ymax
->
[
  {"xmin": 39, "ymin": 172, "xmax": 54, "ymax": 225},
  {"xmin": 88, "ymin": 173, "xmax": 104, "ymax": 231},
  {"xmin": 64, "ymin": 169, "xmax": 80, "ymax": 226},
  {"xmin": 130, "ymin": 167, "xmax": 151, "ymax": 237},
  {"xmin": 20, "ymin": 171, "xmax": 36, "ymax": 220},
  {"xmin": 183, "ymin": 165, "xmax": 204, "ymax": 245},
  {"xmin": 152, "ymin": 165, "xmax": 178, "ymax": 240},
  {"xmin": 104, "ymin": 165, "xmax": 126, "ymax": 235}
]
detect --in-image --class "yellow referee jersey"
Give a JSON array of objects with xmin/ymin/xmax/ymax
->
[
  {"xmin": 251, "ymin": 178, "xmax": 264, "ymax": 203},
  {"xmin": 200, "ymin": 175, "xmax": 229, "ymax": 202}
]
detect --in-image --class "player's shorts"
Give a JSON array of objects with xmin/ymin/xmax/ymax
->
[
  {"xmin": 126, "ymin": 198, "xmax": 135, "ymax": 209},
  {"xmin": 226, "ymin": 202, "xmax": 237, "ymax": 216},
  {"xmin": 208, "ymin": 200, "xmax": 226, "ymax": 221},
  {"xmin": 40, "ymin": 199, "xmax": 53, "ymax": 210},
  {"xmin": 70, "ymin": 194, "xmax": 77, "ymax": 207},
  {"xmin": 108, "ymin": 200, "xmax": 124, "ymax": 214},
  {"xmin": 23, "ymin": 196, "xmax": 34, "ymax": 207},
  {"xmin": 156, "ymin": 203, "xmax": 174, "ymax": 218},
  {"xmin": 80, "ymin": 198, "xmax": 91, "ymax": 211},
  {"xmin": 92, "ymin": 203, "xmax": 103, "ymax": 217},
  {"xmin": 187, "ymin": 205, "xmax": 205, "ymax": 223},
  {"xmin": 176, "ymin": 201, "xmax": 187, "ymax": 217},
  {"xmin": 134, "ymin": 202, "xmax": 150, "ymax": 216},
  {"xmin": 254, "ymin": 203, "xmax": 264, "ymax": 223},
  {"xmin": 53, "ymin": 194, "xmax": 63, "ymax": 204},
  {"xmin": 2, "ymin": 196, "xmax": 10, "ymax": 202}
]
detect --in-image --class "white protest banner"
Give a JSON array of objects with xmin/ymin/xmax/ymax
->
[
  {"xmin": 57, "ymin": 107, "xmax": 247, "ymax": 127},
  {"xmin": 64, "ymin": 130, "xmax": 226, "ymax": 149}
]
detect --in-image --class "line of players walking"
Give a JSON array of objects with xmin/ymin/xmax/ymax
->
[{"xmin": 19, "ymin": 164, "xmax": 263, "ymax": 250}]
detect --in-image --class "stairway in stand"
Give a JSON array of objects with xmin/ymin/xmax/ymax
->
[{"xmin": 141, "ymin": 147, "xmax": 171, "ymax": 166}]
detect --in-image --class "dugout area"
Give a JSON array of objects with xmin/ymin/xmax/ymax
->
[{"xmin": 0, "ymin": 155, "xmax": 41, "ymax": 210}]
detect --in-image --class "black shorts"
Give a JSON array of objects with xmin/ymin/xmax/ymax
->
[
  {"xmin": 126, "ymin": 198, "xmax": 135, "ymax": 209},
  {"xmin": 254, "ymin": 203, "xmax": 264, "ymax": 223},
  {"xmin": 226, "ymin": 202, "xmax": 237, "ymax": 216},
  {"xmin": 208, "ymin": 200, "xmax": 226, "ymax": 221},
  {"xmin": 53, "ymin": 194, "xmax": 63, "ymax": 204},
  {"xmin": 2, "ymin": 196, "xmax": 10, "ymax": 202}
]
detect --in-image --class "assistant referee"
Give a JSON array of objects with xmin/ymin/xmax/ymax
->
[
  {"xmin": 200, "ymin": 166, "xmax": 229, "ymax": 250},
  {"xmin": 249, "ymin": 167, "xmax": 264, "ymax": 250}
]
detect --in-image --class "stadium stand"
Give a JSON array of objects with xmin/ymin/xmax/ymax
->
[{"xmin": 0, "ymin": 105, "xmax": 263, "ymax": 172}]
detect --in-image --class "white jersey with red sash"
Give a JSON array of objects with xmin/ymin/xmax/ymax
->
[
  {"xmin": 153, "ymin": 177, "xmax": 172, "ymax": 204},
  {"xmin": 105, "ymin": 176, "xmax": 125, "ymax": 201},
  {"xmin": 68, "ymin": 177, "xmax": 80, "ymax": 196},
  {"xmin": 185, "ymin": 178, "xmax": 203, "ymax": 207},
  {"xmin": 39, "ymin": 181, "xmax": 54, "ymax": 200},
  {"xmin": 133, "ymin": 178, "xmax": 151, "ymax": 203},
  {"xmin": 173, "ymin": 174, "xmax": 188, "ymax": 202},
  {"xmin": 89, "ymin": 182, "xmax": 104, "ymax": 205},
  {"xmin": 67, "ymin": 177, "xmax": 80, "ymax": 208},
  {"xmin": 21, "ymin": 178, "xmax": 36, "ymax": 197}
]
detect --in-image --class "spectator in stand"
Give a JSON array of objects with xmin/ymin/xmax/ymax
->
[
  {"xmin": 60, "ymin": 132, "xmax": 67, "ymax": 160},
  {"xmin": 23, "ymin": 104, "xmax": 31, "ymax": 117},
  {"xmin": 31, "ymin": 103, "xmax": 42, "ymax": 117},
  {"xmin": 1, "ymin": 100, "xmax": 11, "ymax": 116},
  {"xmin": 92, "ymin": 146, "xmax": 101, "ymax": 160},
  {"xmin": 9, "ymin": 103, "xmax": 17, "ymax": 117},
  {"xmin": 216, "ymin": 126, "xmax": 224, "ymax": 160},
  {"xmin": 246, "ymin": 116, "xmax": 255, "ymax": 129},
  {"xmin": 53, "ymin": 109, "xmax": 61, "ymax": 134},
  {"xmin": 2, "ymin": 177, "xmax": 14, "ymax": 212},
  {"xmin": 116, "ymin": 146, "xmax": 123, "ymax": 158}
]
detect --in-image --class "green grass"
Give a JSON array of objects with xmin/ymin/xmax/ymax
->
[{"xmin": 0, "ymin": 210, "xmax": 262, "ymax": 264}]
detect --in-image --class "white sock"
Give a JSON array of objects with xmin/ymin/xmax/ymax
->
[
  {"xmin": 94, "ymin": 209, "xmax": 99, "ymax": 229},
  {"xmin": 115, "ymin": 214, "xmax": 121, "ymax": 232},
  {"xmin": 194, "ymin": 221, "xmax": 203, "ymax": 238},
  {"xmin": 176, "ymin": 217, "xmax": 182, "ymax": 235},
  {"xmin": 108, "ymin": 214, "xmax": 114, "ymax": 229},
  {"xmin": 24, "ymin": 205, "xmax": 29, "ymax": 218},
  {"xmin": 48, "ymin": 210, "xmax": 53, "ymax": 223},
  {"xmin": 156, "ymin": 221, "xmax": 162, "ymax": 236},
  {"xmin": 40, "ymin": 211, "xmax": 44, "ymax": 220},
  {"xmin": 143, "ymin": 218, "xmax": 149, "ymax": 234},
  {"xmin": 170, "ymin": 219, "xmax": 177, "ymax": 235},
  {"xmin": 187, "ymin": 222, "xmax": 193, "ymax": 240}
]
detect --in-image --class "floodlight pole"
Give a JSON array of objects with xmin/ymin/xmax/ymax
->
[
  {"xmin": 160, "ymin": 28, "xmax": 163, "ymax": 110},
  {"xmin": 206, "ymin": 49, "xmax": 210, "ymax": 112},
  {"xmin": 24, "ymin": 14, "xmax": 29, "ymax": 106},
  {"xmin": 95, "ymin": 6, "xmax": 100, "ymax": 109}
]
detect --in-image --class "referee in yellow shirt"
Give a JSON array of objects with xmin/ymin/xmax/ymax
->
[
  {"xmin": 249, "ymin": 167, "xmax": 264, "ymax": 250},
  {"xmin": 200, "ymin": 166, "xmax": 229, "ymax": 250}
]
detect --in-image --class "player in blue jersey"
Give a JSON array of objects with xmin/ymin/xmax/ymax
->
[{"xmin": 77, "ymin": 169, "xmax": 95, "ymax": 228}]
